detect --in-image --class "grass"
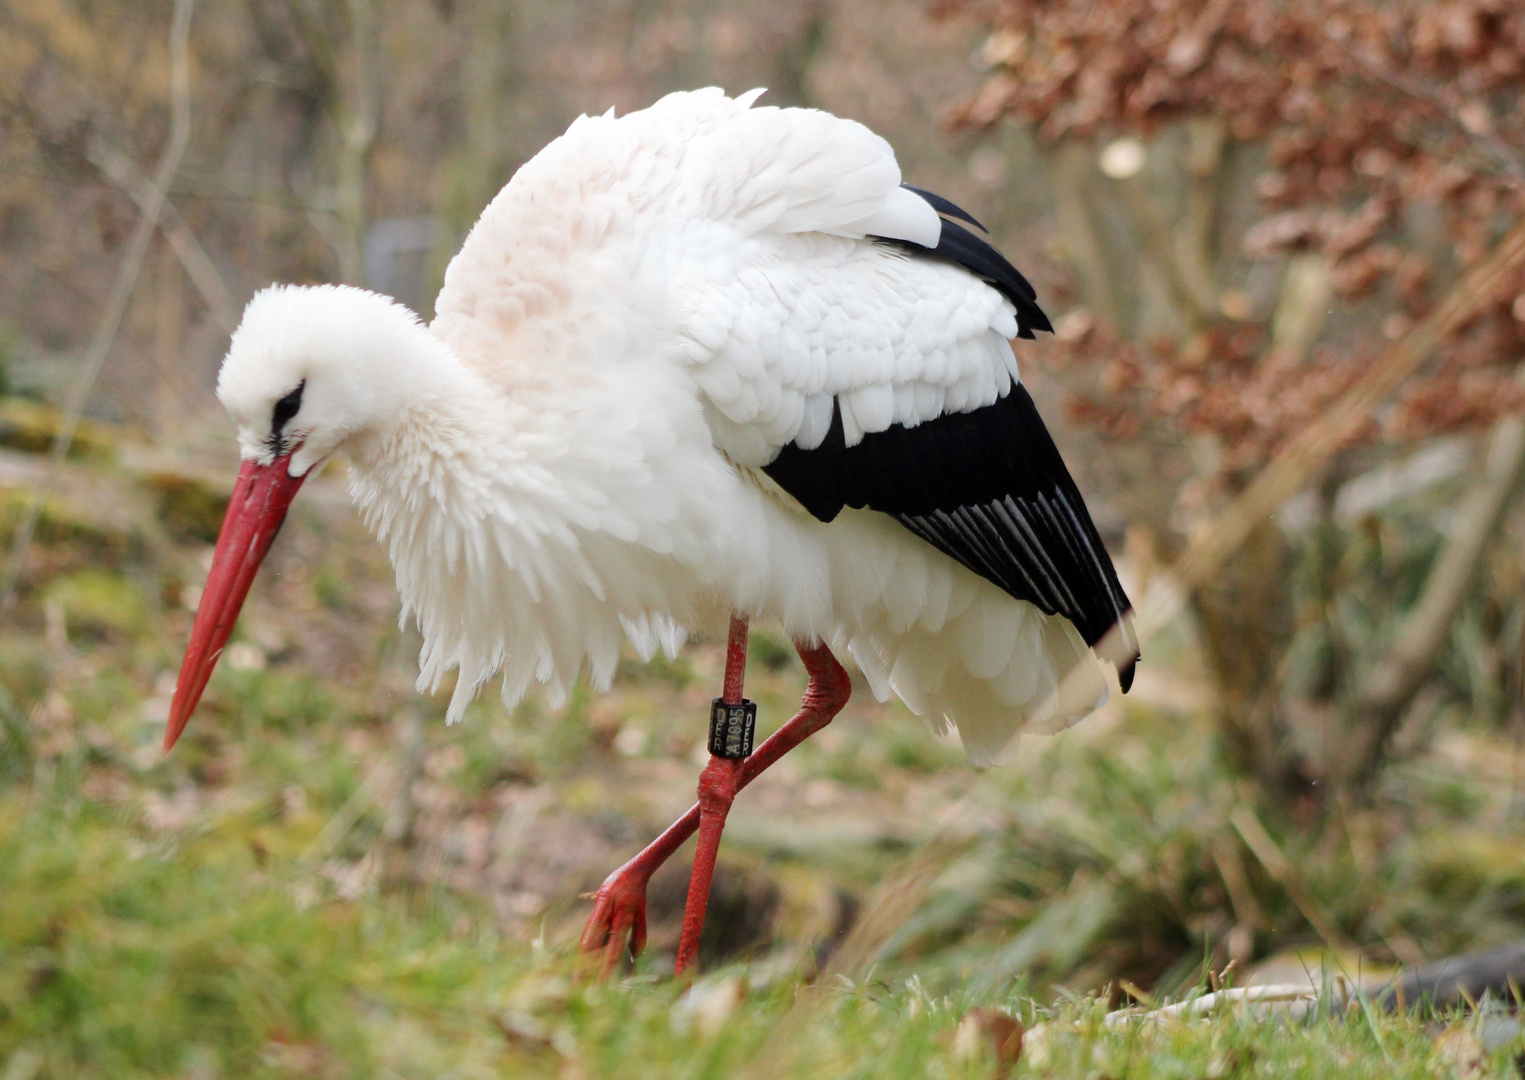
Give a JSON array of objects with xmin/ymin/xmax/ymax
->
[
  {"xmin": 4, "ymin": 461, "xmax": 1525, "ymax": 1075},
  {"xmin": 4, "ymin": 652, "xmax": 1520, "ymax": 1077},
  {"xmin": 3, "ymin": 780, "xmax": 1511, "ymax": 1078}
]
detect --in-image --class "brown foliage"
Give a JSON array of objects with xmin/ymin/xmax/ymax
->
[
  {"xmin": 937, "ymin": 0, "xmax": 1525, "ymax": 799},
  {"xmin": 938, "ymin": 0, "xmax": 1525, "ymax": 468}
]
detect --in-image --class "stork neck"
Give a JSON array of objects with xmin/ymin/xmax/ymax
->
[{"xmin": 342, "ymin": 329, "xmax": 489, "ymax": 476}]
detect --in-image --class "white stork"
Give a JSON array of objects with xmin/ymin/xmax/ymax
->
[{"xmin": 166, "ymin": 88, "xmax": 1138, "ymax": 976}]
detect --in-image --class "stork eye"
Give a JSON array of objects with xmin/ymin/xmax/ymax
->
[{"xmin": 269, "ymin": 380, "xmax": 305, "ymax": 445}]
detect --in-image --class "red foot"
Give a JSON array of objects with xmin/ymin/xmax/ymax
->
[
  {"xmin": 578, "ymin": 802, "xmax": 701, "ymax": 976},
  {"xmin": 580, "ymin": 865, "xmax": 651, "ymax": 978}
]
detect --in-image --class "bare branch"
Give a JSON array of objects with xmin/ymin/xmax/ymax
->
[
  {"xmin": 0, "ymin": 0, "xmax": 197, "ymax": 621},
  {"xmin": 85, "ymin": 135, "xmax": 239, "ymax": 334},
  {"xmin": 1327, "ymin": 33, "xmax": 1525, "ymax": 187},
  {"xmin": 1141, "ymin": 212, "xmax": 1525, "ymax": 635}
]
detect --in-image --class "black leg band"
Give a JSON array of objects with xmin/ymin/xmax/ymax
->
[{"xmin": 709, "ymin": 698, "xmax": 757, "ymax": 759}]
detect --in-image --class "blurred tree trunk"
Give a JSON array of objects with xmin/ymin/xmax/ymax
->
[
  {"xmin": 1192, "ymin": 518, "xmax": 1307, "ymax": 797},
  {"xmin": 1071, "ymin": 129, "xmax": 1321, "ymax": 798},
  {"xmin": 1051, "ymin": 142, "xmax": 1123, "ymax": 330},
  {"xmin": 1179, "ymin": 118, "xmax": 1225, "ymax": 318},
  {"xmin": 432, "ymin": 0, "xmax": 516, "ymax": 310},
  {"xmin": 333, "ymin": 0, "xmax": 378, "ymax": 285},
  {"xmin": 288, "ymin": 0, "xmax": 380, "ymax": 285},
  {"xmin": 1196, "ymin": 254, "xmax": 1330, "ymax": 797},
  {"xmin": 459, "ymin": 0, "xmax": 514, "ymax": 216},
  {"xmin": 153, "ymin": 240, "xmax": 184, "ymax": 439}
]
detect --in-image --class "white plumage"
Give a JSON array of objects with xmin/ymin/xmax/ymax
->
[{"xmin": 214, "ymin": 87, "xmax": 1129, "ymax": 766}]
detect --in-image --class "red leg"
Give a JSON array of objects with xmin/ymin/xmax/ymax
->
[
  {"xmin": 674, "ymin": 755, "xmax": 741, "ymax": 974},
  {"xmin": 579, "ymin": 803, "xmax": 700, "ymax": 976},
  {"xmin": 579, "ymin": 622, "xmax": 851, "ymax": 977},
  {"xmin": 721, "ymin": 611, "xmax": 749, "ymax": 704},
  {"xmin": 674, "ymin": 624, "xmax": 849, "ymax": 974},
  {"xmin": 671, "ymin": 616, "xmax": 751, "ymax": 975}
]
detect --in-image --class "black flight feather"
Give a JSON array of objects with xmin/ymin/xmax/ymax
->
[
  {"xmin": 876, "ymin": 186, "xmax": 1053, "ymax": 340},
  {"xmin": 899, "ymin": 183, "xmax": 988, "ymax": 232},
  {"xmin": 762, "ymin": 385, "xmax": 1138, "ymax": 691}
]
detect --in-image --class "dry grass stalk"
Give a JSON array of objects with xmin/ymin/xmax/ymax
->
[{"xmin": 1230, "ymin": 805, "xmax": 1357, "ymax": 957}]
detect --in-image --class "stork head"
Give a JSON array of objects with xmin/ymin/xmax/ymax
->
[
  {"xmin": 217, "ymin": 284, "xmax": 437, "ymax": 475},
  {"xmin": 165, "ymin": 284, "xmax": 434, "ymax": 751}
]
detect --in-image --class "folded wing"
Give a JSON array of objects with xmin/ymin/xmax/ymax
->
[{"xmin": 665, "ymin": 102, "xmax": 1139, "ymax": 680}]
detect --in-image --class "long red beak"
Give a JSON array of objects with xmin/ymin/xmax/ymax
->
[{"xmin": 164, "ymin": 452, "xmax": 308, "ymax": 751}]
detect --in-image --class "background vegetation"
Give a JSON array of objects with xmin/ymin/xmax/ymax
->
[{"xmin": 3, "ymin": 0, "xmax": 1525, "ymax": 1075}]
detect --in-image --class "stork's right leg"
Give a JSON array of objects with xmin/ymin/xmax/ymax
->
[{"xmin": 579, "ymin": 640, "xmax": 851, "ymax": 977}]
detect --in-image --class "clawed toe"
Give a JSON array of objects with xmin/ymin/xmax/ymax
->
[{"xmin": 580, "ymin": 870, "xmax": 650, "ymax": 978}]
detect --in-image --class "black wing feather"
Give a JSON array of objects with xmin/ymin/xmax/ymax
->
[
  {"xmin": 762, "ymin": 386, "xmax": 1138, "ymax": 690},
  {"xmin": 899, "ymin": 184, "xmax": 988, "ymax": 232},
  {"xmin": 762, "ymin": 183, "xmax": 1136, "ymax": 687},
  {"xmin": 876, "ymin": 187, "xmax": 1053, "ymax": 339}
]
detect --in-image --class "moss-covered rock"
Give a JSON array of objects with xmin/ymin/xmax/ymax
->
[
  {"xmin": 141, "ymin": 470, "xmax": 229, "ymax": 545},
  {"xmin": 41, "ymin": 569, "xmax": 148, "ymax": 640},
  {"xmin": 0, "ymin": 399, "xmax": 117, "ymax": 462}
]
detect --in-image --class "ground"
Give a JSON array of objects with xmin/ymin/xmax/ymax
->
[{"xmin": 3, "ymin": 445, "xmax": 1525, "ymax": 1077}]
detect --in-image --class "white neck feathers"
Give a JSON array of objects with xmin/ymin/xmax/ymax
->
[{"xmin": 342, "ymin": 329, "xmax": 709, "ymax": 722}]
